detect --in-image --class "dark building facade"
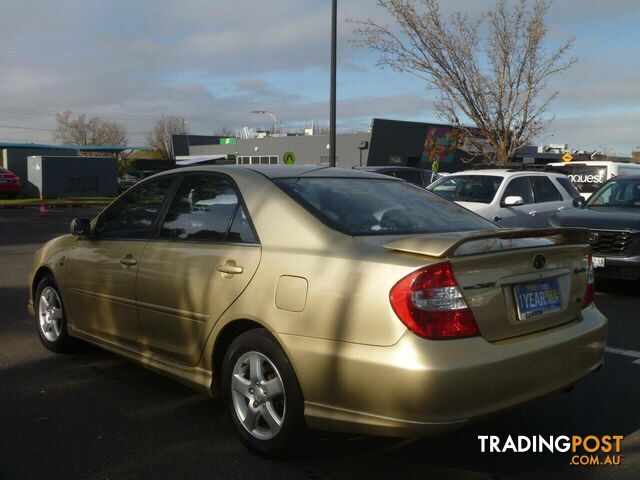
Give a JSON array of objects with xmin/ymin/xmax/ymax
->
[
  {"xmin": 367, "ymin": 118, "xmax": 480, "ymax": 172},
  {"xmin": 27, "ymin": 156, "xmax": 118, "ymax": 198}
]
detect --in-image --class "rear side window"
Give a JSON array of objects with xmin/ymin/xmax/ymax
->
[
  {"xmin": 502, "ymin": 177, "xmax": 534, "ymax": 205},
  {"xmin": 394, "ymin": 170, "xmax": 424, "ymax": 187},
  {"xmin": 556, "ymin": 177, "xmax": 581, "ymax": 199},
  {"xmin": 94, "ymin": 176, "xmax": 175, "ymax": 239},
  {"xmin": 531, "ymin": 176, "xmax": 563, "ymax": 202},
  {"xmin": 161, "ymin": 175, "xmax": 240, "ymax": 242},
  {"xmin": 275, "ymin": 178, "xmax": 496, "ymax": 236},
  {"xmin": 228, "ymin": 205, "xmax": 258, "ymax": 243},
  {"xmin": 430, "ymin": 175, "xmax": 503, "ymax": 204}
]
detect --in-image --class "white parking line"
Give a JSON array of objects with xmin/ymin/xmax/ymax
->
[{"xmin": 604, "ymin": 346, "xmax": 640, "ymax": 364}]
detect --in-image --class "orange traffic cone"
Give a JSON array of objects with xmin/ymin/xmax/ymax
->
[{"xmin": 39, "ymin": 201, "xmax": 48, "ymax": 217}]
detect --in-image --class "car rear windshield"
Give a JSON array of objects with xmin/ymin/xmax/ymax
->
[
  {"xmin": 274, "ymin": 177, "xmax": 496, "ymax": 236},
  {"xmin": 429, "ymin": 175, "xmax": 503, "ymax": 204}
]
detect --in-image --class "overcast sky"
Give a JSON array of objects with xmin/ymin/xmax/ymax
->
[{"xmin": 0, "ymin": 0, "xmax": 639, "ymax": 154}]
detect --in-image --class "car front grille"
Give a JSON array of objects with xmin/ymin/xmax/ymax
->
[{"xmin": 589, "ymin": 230, "xmax": 634, "ymax": 255}]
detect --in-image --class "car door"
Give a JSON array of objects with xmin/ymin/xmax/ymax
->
[
  {"xmin": 135, "ymin": 173, "xmax": 261, "ymax": 366},
  {"xmin": 529, "ymin": 176, "xmax": 567, "ymax": 225},
  {"xmin": 65, "ymin": 175, "xmax": 177, "ymax": 347},
  {"xmin": 497, "ymin": 176, "xmax": 538, "ymax": 227}
]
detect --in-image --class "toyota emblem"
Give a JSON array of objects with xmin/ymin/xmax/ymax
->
[{"xmin": 533, "ymin": 254, "xmax": 546, "ymax": 269}]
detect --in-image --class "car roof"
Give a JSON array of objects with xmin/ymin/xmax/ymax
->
[
  {"xmin": 154, "ymin": 165, "xmax": 402, "ymax": 181},
  {"xmin": 444, "ymin": 169, "xmax": 564, "ymax": 178},
  {"xmin": 356, "ymin": 166, "xmax": 425, "ymax": 172}
]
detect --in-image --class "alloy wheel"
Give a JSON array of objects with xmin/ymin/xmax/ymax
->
[{"xmin": 231, "ymin": 351, "xmax": 286, "ymax": 441}]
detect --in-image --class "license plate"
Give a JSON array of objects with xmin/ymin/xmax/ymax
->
[
  {"xmin": 514, "ymin": 279, "xmax": 561, "ymax": 321},
  {"xmin": 593, "ymin": 256, "xmax": 605, "ymax": 269}
]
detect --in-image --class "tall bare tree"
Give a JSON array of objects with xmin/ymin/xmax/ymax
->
[
  {"xmin": 146, "ymin": 116, "xmax": 189, "ymax": 160},
  {"xmin": 352, "ymin": 0, "xmax": 576, "ymax": 163},
  {"xmin": 53, "ymin": 110, "xmax": 128, "ymax": 145},
  {"xmin": 213, "ymin": 126, "xmax": 235, "ymax": 137}
]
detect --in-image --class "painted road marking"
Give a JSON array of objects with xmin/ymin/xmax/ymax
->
[{"xmin": 604, "ymin": 346, "xmax": 640, "ymax": 364}]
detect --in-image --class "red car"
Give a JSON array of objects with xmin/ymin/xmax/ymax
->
[{"xmin": 0, "ymin": 168, "xmax": 20, "ymax": 198}]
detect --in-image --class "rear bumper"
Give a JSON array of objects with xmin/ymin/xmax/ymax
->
[
  {"xmin": 593, "ymin": 254, "xmax": 640, "ymax": 280},
  {"xmin": 279, "ymin": 305, "xmax": 607, "ymax": 437}
]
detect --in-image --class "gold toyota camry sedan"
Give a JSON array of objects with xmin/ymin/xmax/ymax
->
[{"xmin": 28, "ymin": 165, "xmax": 607, "ymax": 456}]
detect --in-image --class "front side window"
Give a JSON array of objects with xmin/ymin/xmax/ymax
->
[
  {"xmin": 275, "ymin": 178, "xmax": 495, "ymax": 236},
  {"xmin": 160, "ymin": 175, "xmax": 245, "ymax": 242},
  {"xmin": 430, "ymin": 175, "xmax": 503, "ymax": 204},
  {"xmin": 93, "ymin": 176, "xmax": 175, "ymax": 239},
  {"xmin": 531, "ymin": 176, "xmax": 563, "ymax": 202},
  {"xmin": 502, "ymin": 177, "xmax": 534, "ymax": 205}
]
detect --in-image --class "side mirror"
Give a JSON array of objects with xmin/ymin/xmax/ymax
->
[
  {"xmin": 572, "ymin": 197, "xmax": 586, "ymax": 208},
  {"xmin": 70, "ymin": 218, "xmax": 91, "ymax": 237},
  {"xmin": 503, "ymin": 196, "xmax": 524, "ymax": 207}
]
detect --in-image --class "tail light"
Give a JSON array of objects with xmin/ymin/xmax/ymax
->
[
  {"xmin": 389, "ymin": 262, "xmax": 480, "ymax": 340},
  {"xmin": 582, "ymin": 249, "xmax": 595, "ymax": 308}
]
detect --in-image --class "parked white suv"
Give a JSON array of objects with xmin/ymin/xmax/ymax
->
[{"xmin": 428, "ymin": 169, "xmax": 580, "ymax": 227}]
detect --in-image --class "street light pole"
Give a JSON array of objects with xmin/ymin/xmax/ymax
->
[{"xmin": 329, "ymin": 0, "xmax": 337, "ymax": 167}]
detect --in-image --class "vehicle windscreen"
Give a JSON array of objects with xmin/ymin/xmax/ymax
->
[
  {"xmin": 558, "ymin": 165, "xmax": 608, "ymax": 194},
  {"xmin": 429, "ymin": 175, "xmax": 503, "ymax": 204},
  {"xmin": 274, "ymin": 178, "xmax": 496, "ymax": 236},
  {"xmin": 587, "ymin": 179, "xmax": 640, "ymax": 207}
]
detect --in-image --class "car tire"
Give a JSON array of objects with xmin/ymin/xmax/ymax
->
[
  {"xmin": 35, "ymin": 276, "xmax": 77, "ymax": 353},
  {"xmin": 221, "ymin": 328, "xmax": 305, "ymax": 458}
]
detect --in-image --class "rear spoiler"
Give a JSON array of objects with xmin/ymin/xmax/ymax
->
[{"xmin": 382, "ymin": 228, "xmax": 590, "ymax": 258}]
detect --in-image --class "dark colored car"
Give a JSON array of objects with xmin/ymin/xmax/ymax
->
[
  {"xmin": 0, "ymin": 167, "xmax": 20, "ymax": 198},
  {"xmin": 549, "ymin": 175, "xmax": 640, "ymax": 280},
  {"xmin": 117, "ymin": 170, "xmax": 156, "ymax": 192},
  {"xmin": 354, "ymin": 166, "xmax": 440, "ymax": 188}
]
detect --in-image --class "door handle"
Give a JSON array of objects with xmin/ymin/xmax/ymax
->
[
  {"xmin": 492, "ymin": 215, "xmax": 502, "ymax": 221},
  {"xmin": 217, "ymin": 260, "xmax": 243, "ymax": 275},
  {"xmin": 528, "ymin": 211, "xmax": 537, "ymax": 216},
  {"xmin": 119, "ymin": 255, "xmax": 137, "ymax": 266},
  {"xmin": 557, "ymin": 206, "xmax": 566, "ymax": 211}
]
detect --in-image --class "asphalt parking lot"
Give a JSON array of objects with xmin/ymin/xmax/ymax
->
[{"xmin": 1, "ymin": 207, "xmax": 638, "ymax": 480}]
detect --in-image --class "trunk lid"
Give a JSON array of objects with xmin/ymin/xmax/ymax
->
[{"xmin": 382, "ymin": 228, "xmax": 591, "ymax": 341}]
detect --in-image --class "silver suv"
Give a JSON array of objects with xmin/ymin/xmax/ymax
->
[{"xmin": 428, "ymin": 169, "xmax": 581, "ymax": 227}]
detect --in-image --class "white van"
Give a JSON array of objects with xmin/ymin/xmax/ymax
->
[{"xmin": 548, "ymin": 161, "xmax": 640, "ymax": 199}]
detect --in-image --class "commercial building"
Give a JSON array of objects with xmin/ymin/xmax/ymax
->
[
  {"xmin": 27, "ymin": 156, "xmax": 118, "ymax": 198},
  {"xmin": 172, "ymin": 118, "xmax": 482, "ymax": 172},
  {"xmin": 1, "ymin": 143, "xmax": 79, "ymax": 195}
]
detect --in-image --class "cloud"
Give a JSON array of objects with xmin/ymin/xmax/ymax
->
[
  {"xmin": 0, "ymin": 0, "xmax": 637, "ymax": 151},
  {"xmin": 539, "ymin": 112, "xmax": 640, "ymax": 155}
]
